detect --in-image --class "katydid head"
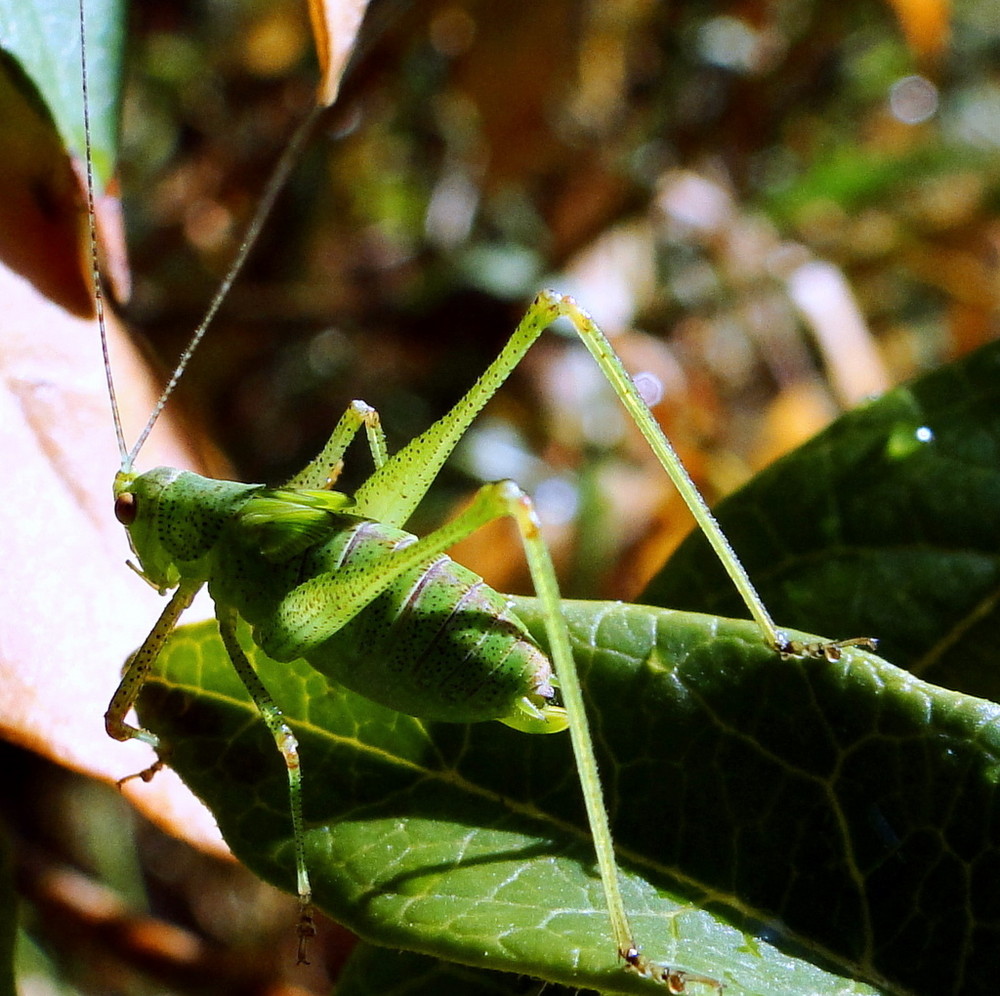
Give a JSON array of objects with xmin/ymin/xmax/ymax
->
[
  {"xmin": 112, "ymin": 466, "xmax": 258, "ymax": 592},
  {"xmin": 112, "ymin": 467, "xmax": 185, "ymax": 591}
]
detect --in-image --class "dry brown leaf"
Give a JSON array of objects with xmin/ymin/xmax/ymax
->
[
  {"xmin": 0, "ymin": 60, "xmax": 93, "ymax": 316},
  {"xmin": 0, "ymin": 254, "xmax": 227, "ymax": 857},
  {"xmin": 307, "ymin": 0, "xmax": 371, "ymax": 107}
]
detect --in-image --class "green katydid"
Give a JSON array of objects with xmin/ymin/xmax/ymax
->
[{"xmin": 77, "ymin": 4, "xmax": 875, "ymax": 992}]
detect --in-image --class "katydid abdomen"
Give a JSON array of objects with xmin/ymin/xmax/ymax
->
[
  {"xmin": 225, "ymin": 517, "xmax": 556, "ymax": 724},
  {"xmin": 118, "ymin": 466, "xmax": 559, "ymax": 729}
]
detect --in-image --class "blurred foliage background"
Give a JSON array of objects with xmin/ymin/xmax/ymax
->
[
  {"xmin": 115, "ymin": 0, "xmax": 1000, "ymax": 602},
  {"xmin": 10, "ymin": 0, "xmax": 1000, "ymax": 992}
]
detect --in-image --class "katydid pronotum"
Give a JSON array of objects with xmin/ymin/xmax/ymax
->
[{"xmin": 76, "ymin": 5, "xmax": 876, "ymax": 993}]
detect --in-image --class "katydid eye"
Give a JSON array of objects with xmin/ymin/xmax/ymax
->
[{"xmin": 115, "ymin": 492, "xmax": 137, "ymax": 525}]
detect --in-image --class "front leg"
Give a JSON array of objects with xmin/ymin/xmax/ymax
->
[{"xmin": 105, "ymin": 579, "xmax": 202, "ymax": 746}]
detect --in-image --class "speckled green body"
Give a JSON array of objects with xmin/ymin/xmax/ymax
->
[
  {"xmin": 105, "ymin": 289, "xmax": 754, "ymax": 989},
  {"xmin": 119, "ymin": 467, "xmax": 554, "ymax": 724}
]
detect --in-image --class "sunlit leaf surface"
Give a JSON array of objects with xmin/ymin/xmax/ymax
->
[{"xmin": 138, "ymin": 589, "xmax": 999, "ymax": 995}]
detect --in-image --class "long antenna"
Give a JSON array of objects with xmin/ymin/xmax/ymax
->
[
  {"xmin": 125, "ymin": 102, "xmax": 323, "ymax": 469},
  {"xmin": 79, "ymin": 0, "xmax": 323, "ymax": 472},
  {"xmin": 79, "ymin": 0, "xmax": 128, "ymax": 467}
]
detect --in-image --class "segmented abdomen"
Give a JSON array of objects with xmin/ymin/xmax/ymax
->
[{"xmin": 216, "ymin": 515, "xmax": 554, "ymax": 725}]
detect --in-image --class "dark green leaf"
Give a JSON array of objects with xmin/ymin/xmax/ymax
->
[
  {"xmin": 643, "ymin": 338, "xmax": 1000, "ymax": 702},
  {"xmin": 137, "ymin": 596, "xmax": 1000, "ymax": 995}
]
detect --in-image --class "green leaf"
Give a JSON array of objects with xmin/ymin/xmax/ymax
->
[
  {"xmin": 137, "ymin": 595, "xmax": 1000, "ymax": 996},
  {"xmin": 0, "ymin": 0, "xmax": 123, "ymax": 187},
  {"xmin": 642, "ymin": 337, "xmax": 1000, "ymax": 702}
]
